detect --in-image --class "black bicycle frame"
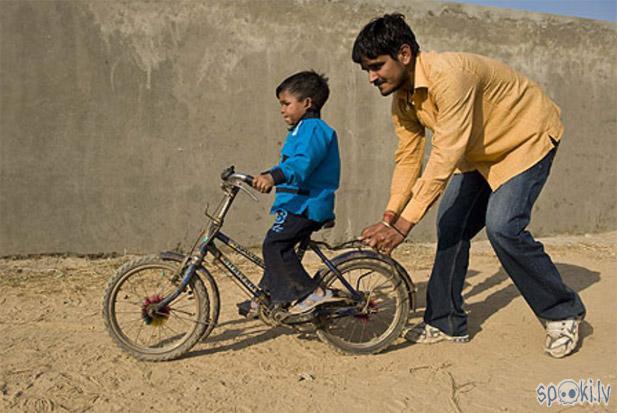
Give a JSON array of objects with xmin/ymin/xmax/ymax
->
[
  {"xmin": 155, "ymin": 178, "xmax": 363, "ymax": 312},
  {"xmin": 157, "ymin": 230, "xmax": 362, "ymax": 311}
]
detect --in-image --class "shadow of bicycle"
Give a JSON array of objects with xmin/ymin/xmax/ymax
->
[
  {"xmin": 180, "ymin": 262, "xmax": 599, "ymax": 358},
  {"xmin": 177, "ymin": 319, "xmax": 294, "ymax": 360}
]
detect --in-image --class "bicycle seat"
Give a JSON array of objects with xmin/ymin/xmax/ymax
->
[{"xmin": 318, "ymin": 219, "xmax": 335, "ymax": 231}]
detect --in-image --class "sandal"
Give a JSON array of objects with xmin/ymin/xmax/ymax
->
[{"xmin": 287, "ymin": 289, "xmax": 344, "ymax": 314}]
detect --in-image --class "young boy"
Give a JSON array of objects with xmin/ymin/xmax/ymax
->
[{"xmin": 249, "ymin": 70, "xmax": 342, "ymax": 315}]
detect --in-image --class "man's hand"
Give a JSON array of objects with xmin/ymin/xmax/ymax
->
[
  {"xmin": 360, "ymin": 214, "xmax": 414, "ymax": 255},
  {"xmin": 252, "ymin": 173, "xmax": 274, "ymax": 193}
]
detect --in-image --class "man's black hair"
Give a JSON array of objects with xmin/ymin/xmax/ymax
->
[
  {"xmin": 352, "ymin": 13, "xmax": 420, "ymax": 63},
  {"xmin": 276, "ymin": 70, "xmax": 330, "ymax": 110}
]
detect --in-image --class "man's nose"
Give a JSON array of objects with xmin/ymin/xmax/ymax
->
[{"xmin": 368, "ymin": 71, "xmax": 379, "ymax": 83}]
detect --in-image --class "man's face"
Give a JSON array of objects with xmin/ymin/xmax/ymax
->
[{"xmin": 360, "ymin": 51, "xmax": 411, "ymax": 96}]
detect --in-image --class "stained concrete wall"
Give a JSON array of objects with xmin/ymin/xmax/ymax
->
[{"xmin": 1, "ymin": 0, "xmax": 615, "ymax": 255}]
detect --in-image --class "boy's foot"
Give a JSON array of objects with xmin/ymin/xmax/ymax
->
[
  {"xmin": 236, "ymin": 299, "xmax": 259, "ymax": 320},
  {"xmin": 545, "ymin": 317, "xmax": 582, "ymax": 358},
  {"xmin": 404, "ymin": 323, "xmax": 469, "ymax": 344},
  {"xmin": 287, "ymin": 288, "xmax": 345, "ymax": 314}
]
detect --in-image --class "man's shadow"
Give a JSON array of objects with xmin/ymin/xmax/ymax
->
[{"xmin": 407, "ymin": 263, "xmax": 598, "ymax": 342}]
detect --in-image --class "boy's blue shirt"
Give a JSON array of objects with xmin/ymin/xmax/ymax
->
[{"xmin": 268, "ymin": 117, "xmax": 340, "ymax": 223}]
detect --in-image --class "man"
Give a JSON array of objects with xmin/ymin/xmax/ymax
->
[{"xmin": 353, "ymin": 13, "xmax": 585, "ymax": 358}]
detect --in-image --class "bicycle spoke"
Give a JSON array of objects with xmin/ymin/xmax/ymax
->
[
  {"xmin": 134, "ymin": 321, "xmax": 145, "ymax": 345},
  {"xmin": 170, "ymin": 307, "xmax": 197, "ymax": 317},
  {"xmin": 116, "ymin": 299, "xmax": 145, "ymax": 308},
  {"xmin": 169, "ymin": 312, "xmax": 209, "ymax": 326},
  {"xmin": 169, "ymin": 312, "xmax": 193, "ymax": 328},
  {"xmin": 160, "ymin": 322, "xmax": 182, "ymax": 337}
]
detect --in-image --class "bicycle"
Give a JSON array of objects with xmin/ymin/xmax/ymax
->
[{"xmin": 102, "ymin": 166, "xmax": 416, "ymax": 361}]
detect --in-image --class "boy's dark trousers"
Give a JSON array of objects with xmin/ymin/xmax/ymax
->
[{"xmin": 260, "ymin": 210, "xmax": 322, "ymax": 304}]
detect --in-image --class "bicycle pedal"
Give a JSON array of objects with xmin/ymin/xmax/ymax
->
[{"xmin": 236, "ymin": 300, "xmax": 259, "ymax": 319}]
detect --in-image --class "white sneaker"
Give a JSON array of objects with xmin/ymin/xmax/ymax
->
[
  {"xmin": 545, "ymin": 318, "xmax": 581, "ymax": 358},
  {"xmin": 404, "ymin": 323, "xmax": 469, "ymax": 344}
]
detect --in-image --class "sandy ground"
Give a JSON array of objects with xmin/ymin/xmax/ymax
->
[{"xmin": 1, "ymin": 232, "xmax": 615, "ymax": 413}]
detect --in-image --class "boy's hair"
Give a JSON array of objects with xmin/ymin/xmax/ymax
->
[
  {"xmin": 351, "ymin": 13, "xmax": 420, "ymax": 63},
  {"xmin": 276, "ymin": 70, "xmax": 330, "ymax": 110}
]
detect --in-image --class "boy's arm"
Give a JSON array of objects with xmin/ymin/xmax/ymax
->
[{"xmin": 269, "ymin": 122, "xmax": 331, "ymax": 187}]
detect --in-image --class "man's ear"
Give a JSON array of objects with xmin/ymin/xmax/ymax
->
[{"xmin": 397, "ymin": 44, "xmax": 413, "ymax": 65}]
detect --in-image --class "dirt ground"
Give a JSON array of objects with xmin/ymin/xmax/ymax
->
[{"xmin": 1, "ymin": 232, "xmax": 615, "ymax": 413}]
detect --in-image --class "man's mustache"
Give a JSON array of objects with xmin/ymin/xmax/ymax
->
[{"xmin": 373, "ymin": 78, "xmax": 385, "ymax": 87}]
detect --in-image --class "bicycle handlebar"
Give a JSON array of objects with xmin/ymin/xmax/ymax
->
[{"xmin": 220, "ymin": 166, "xmax": 254, "ymax": 187}]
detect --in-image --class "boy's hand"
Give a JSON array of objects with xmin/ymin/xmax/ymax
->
[{"xmin": 252, "ymin": 173, "xmax": 274, "ymax": 193}]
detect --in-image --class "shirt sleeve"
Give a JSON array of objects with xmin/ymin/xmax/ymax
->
[
  {"xmin": 400, "ymin": 68, "xmax": 479, "ymax": 224},
  {"xmin": 274, "ymin": 122, "xmax": 331, "ymax": 186},
  {"xmin": 386, "ymin": 95, "xmax": 426, "ymax": 215}
]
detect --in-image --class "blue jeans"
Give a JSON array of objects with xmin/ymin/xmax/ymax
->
[{"xmin": 425, "ymin": 147, "xmax": 586, "ymax": 336}]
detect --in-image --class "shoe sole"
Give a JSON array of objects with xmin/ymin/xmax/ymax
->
[{"xmin": 403, "ymin": 328, "xmax": 469, "ymax": 344}]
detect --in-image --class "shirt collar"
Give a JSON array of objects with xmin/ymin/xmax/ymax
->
[
  {"xmin": 413, "ymin": 51, "xmax": 430, "ymax": 90},
  {"xmin": 288, "ymin": 108, "xmax": 321, "ymax": 131},
  {"xmin": 395, "ymin": 51, "xmax": 430, "ymax": 105}
]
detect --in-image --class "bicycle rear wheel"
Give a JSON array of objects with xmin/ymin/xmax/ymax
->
[
  {"xmin": 102, "ymin": 256, "xmax": 210, "ymax": 361},
  {"xmin": 316, "ymin": 257, "xmax": 410, "ymax": 355}
]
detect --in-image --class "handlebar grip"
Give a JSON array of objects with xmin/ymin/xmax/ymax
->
[
  {"xmin": 244, "ymin": 175, "xmax": 254, "ymax": 186},
  {"xmin": 221, "ymin": 166, "xmax": 235, "ymax": 181}
]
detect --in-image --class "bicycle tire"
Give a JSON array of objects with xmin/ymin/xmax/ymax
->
[
  {"xmin": 316, "ymin": 257, "xmax": 410, "ymax": 355},
  {"xmin": 102, "ymin": 255, "xmax": 211, "ymax": 361}
]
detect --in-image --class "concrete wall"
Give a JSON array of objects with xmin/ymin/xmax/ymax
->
[{"xmin": 1, "ymin": 0, "xmax": 615, "ymax": 255}]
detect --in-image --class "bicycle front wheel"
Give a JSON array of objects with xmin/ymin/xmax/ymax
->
[
  {"xmin": 102, "ymin": 256, "xmax": 210, "ymax": 361},
  {"xmin": 316, "ymin": 257, "xmax": 410, "ymax": 355}
]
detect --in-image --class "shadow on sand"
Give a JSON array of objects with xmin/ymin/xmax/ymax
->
[{"xmin": 181, "ymin": 263, "xmax": 599, "ymax": 358}]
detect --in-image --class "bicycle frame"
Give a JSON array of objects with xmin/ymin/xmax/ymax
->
[{"xmin": 154, "ymin": 171, "xmax": 362, "ymax": 313}]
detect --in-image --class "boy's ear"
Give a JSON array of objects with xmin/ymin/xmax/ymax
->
[
  {"xmin": 303, "ymin": 97, "xmax": 313, "ymax": 109},
  {"xmin": 397, "ymin": 44, "xmax": 413, "ymax": 65}
]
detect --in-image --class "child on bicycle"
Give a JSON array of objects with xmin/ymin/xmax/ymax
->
[{"xmin": 244, "ymin": 70, "xmax": 342, "ymax": 315}]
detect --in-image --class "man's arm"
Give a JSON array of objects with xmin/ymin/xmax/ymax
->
[
  {"xmin": 386, "ymin": 96, "xmax": 426, "ymax": 216},
  {"xmin": 398, "ymin": 68, "xmax": 479, "ymax": 225},
  {"xmin": 361, "ymin": 95, "xmax": 425, "ymax": 250}
]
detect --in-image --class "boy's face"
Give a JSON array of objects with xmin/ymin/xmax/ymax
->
[{"xmin": 278, "ymin": 90, "xmax": 311, "ymax": 126}]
